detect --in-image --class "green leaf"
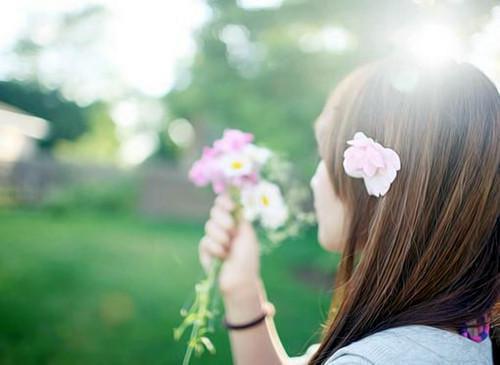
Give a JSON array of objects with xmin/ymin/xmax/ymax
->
[{"xmin": 200, "ymin": 336, "xmax": 216, "ymax": 354}]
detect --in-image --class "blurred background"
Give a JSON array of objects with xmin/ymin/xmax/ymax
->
[{"xmin": 0, "ymin": 0, "xmax": 499, "ymax": 364}]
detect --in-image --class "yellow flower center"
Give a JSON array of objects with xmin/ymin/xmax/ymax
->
[
  {"xmin": 260, "ymin": 195, "xmax": 270, "ymax": 207},
  {"xmin": 231, "ymin": 160, "xmax": 243, "ymax": 170}
]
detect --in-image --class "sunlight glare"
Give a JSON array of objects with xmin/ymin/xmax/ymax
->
[
  {"xmin": 407, "ymin": 24, "xmax": 463, "ymax": 67},
  {"xmin": 237, "ymin": 0, "xmax": 283, "ymax": 10}
]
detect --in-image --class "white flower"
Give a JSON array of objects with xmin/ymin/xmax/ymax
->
[
  {"xmin": 218, "ymin": 152, "xmax": 254, "ymax": 177},
  {"xmin": 240, "ymin": 180, "xmax": 289, "ymax": 229},
  {"xmin": 240, "ymin": 185, "xmax": 259, "ymax": 221},
  {"xmin": 242, "ymin": 144, "xmax": 272, "ymax": 166}
]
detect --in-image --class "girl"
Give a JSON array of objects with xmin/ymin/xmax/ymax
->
[{"xmin": 198, "ymin": 55, "xmax": 499, "ymax": 364}]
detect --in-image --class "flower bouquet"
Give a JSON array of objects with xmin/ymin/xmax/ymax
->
[{"xmin": 173, "ymin": 129, "xmax": 315, "ymax": 365}]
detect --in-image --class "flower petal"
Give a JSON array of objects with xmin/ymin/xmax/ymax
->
[
  {"xmin": 382, "ymin": 148, "xmax": 401, "ymax": 170},
  {"xmin": 362, "ymin": 160, "xmax": 377, "ymax": 177},
  {"xmin": 363, "ymin": 168, "xmax": 397, "ymax": 196}
]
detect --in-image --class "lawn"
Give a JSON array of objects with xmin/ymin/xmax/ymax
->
[{"xmin": 0, "ymin": 209, "xmax": 338, "ymax": 364}]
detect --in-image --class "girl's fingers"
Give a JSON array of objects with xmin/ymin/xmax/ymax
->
[
  {"xmin": 199, "ymin": 246, "xmax": 212, "ymax": 273},
  {"xmin": 209, "ymin": 205, "xmax": 236, "ymax": 231},
  {"xmin": 200, "ymin": 235, "xmax": 228, "ymax": 259},
  {"xmin": 215, "ymin": 193, "xmax": 235, "ymax": 211},
  {"xmin": 198, "ymin": 193, "xmax": 239, "ymax": 273},
  {"xmin": 205, "ymin": 220, "xmax": 230, "ymax": 248}
]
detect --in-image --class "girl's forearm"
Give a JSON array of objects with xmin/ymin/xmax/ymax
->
[{"xmin": 222, "ymin": 279, "xmax": 289, "ymax": 365}]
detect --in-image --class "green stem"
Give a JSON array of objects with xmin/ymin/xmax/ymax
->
[
  {"xmin": 182, "ymin": 259, "xmax": 222, "ymax": 365},
  {"xmin": 182, "ymin": 316, "xmax": 197, "ymax": 365},
  {"xmin": 181, "ymin": 191, "xmax": 241, "ymax": 365}
]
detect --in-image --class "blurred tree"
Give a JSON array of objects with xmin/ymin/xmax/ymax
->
[
  {"xmin": 165, "ymin": 0, "xmax": 498, "ymax": 177},
  {"xmin": 0, "ymin": 5, "xmax": 120, "ymax": 158},
  {"xmin": 55, "ymin": 102, "xmax": 119, "ymax": 163},
  {"xmin": 0, "ymin": 80, "xmax": 88, "ymax": 149},
  {"xmin": 151, "ymin": 130, "xmax": 181, "ymax": 164},
  {"xmin": 7, "ymin": 5, "xmax": 112, "ymax": 105}
]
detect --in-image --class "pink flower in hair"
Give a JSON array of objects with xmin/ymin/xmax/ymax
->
[{"xmin": 343, "ymin": 131, "xmax": 401, "ymax": 197}]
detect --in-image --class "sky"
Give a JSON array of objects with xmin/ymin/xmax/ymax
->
[{"xmin": 0, "ymin": 0, "xmax": 211, "ymax": 99}]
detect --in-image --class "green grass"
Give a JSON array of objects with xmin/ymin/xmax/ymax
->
[{"xmin": 0, "ymin": 210, "xmax": 338, "ymax": 364}]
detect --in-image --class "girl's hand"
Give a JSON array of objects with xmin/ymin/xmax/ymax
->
[{"xmin": 199, "ymin": 192, "xmax": 261, "ymax": 294}]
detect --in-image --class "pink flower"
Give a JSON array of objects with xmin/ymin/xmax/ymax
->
[
  {"xmin": 343, "ymin": 132, "xmax": 401, "ymax": 197},
  {"xmin": 188, "ymin": 147, "xmax": 218, "ymax": 186},
  {"xmin": 213, "ymin": 129, "xmax": 254, "ymax": 153},
  {"xmin": 188, "ymin": 129, "xmax": 261, "ymax": 194},
  {"xmin": 211, "ymin": 177, "xmax": 226, "ymax": 194},
  {"xmin": 232, "ymin": 171, "xmax": 260, "ymax": 188}
]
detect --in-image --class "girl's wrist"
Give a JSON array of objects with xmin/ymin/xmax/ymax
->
[
  {"xmin": 219, "ymin": 275, "xmax": 262, "ymax": 296},
  {"xmin": 222, "ymin": 278, "xmax": 266, "ymax": 324}
]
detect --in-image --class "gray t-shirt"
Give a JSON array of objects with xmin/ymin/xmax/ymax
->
[{"xmin": 291, "ymin": 325, "xmax": 493, "ymax": 364}]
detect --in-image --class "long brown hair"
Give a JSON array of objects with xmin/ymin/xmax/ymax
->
[{"xmin": 309, "ymin": 55, "xmax": 500, "ymax": 364}]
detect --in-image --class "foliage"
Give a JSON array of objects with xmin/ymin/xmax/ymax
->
[
  {"xmin": 55, "ymin": 102, "xmax": 120, "ymax": 163},
  {"xmin": 147, "ymin": 129, "xmax": 182, "ymax": 164}
]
